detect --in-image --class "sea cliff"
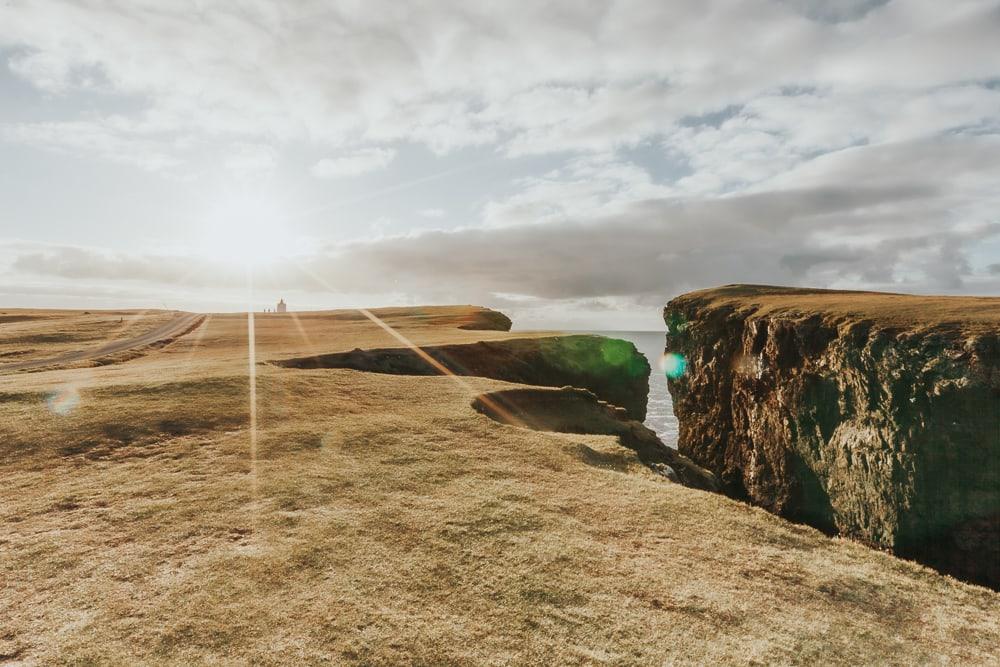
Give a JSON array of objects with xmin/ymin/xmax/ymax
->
[
  {"xmin": 664, "ymin": 285, "xmax": 1000, "ymax": 588},
  {"xmin": 275, "ymin": 334, "xmax": 651, "ymax": 420}
]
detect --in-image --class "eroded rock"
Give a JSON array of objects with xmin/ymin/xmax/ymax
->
[
  {"xmin": 471, "ymin": 386, "xmax": 718, "ymax": 491},
  {"xmin": 665, "ymin": 284, "xmax": 1000, "ymax": 588}
]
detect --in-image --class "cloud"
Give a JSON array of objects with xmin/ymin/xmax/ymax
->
[
  {"xmin": 1, "ymin": 120, "xmax": 183, "ymax": 171},
  {"xmin": 224, "ymin": 142, "xmax": 277, "ymax": 174},
  {"xmin": 482, "ymin": 153, "xmax": 673, "ymax": 227},
  {"xmin": 307, "ymin": 185, "xmax": 957, "ymax": 300},
  {"xmin": 10, "ymin": 138, "xmax": 998, "ymax": 305},
  {"xmin": 2, "ymin": 1, "xmax": 998, "ymax": 163},
  {"xmin": 10, "ymin": 245, "xmax": 243, "ymax": 288},
  {"xmin": 2, "ymin": 1, "xmax": 1000, "ymax": 323},
  {"xmin": 780, "ymin": 0, "xmax": 890, "ymax": 23},
  {"xmin": 311, "ymin": 148, "xmax": 396, "ymax": 179}
]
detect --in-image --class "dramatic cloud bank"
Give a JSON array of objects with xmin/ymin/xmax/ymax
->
[{"xmin": 2, "ymin": 0, "xmax": 999, "ymax": 326}]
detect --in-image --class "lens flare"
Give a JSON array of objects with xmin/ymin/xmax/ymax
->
[
  {"xmin": 660, "ymin": 352, "xmax": 687, "ymax": 379},
  {"xmin": 47, "ymin": 385, "xmax": 80, "ymax": 416}
]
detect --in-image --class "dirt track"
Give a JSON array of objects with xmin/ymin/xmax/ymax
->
[{"xmin": 0, "ymin": 312, "xmax": 204, "ymax": 373}]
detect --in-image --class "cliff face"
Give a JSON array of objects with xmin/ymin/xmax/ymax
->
[
  {"xmin": 665, "ymin": 285, "xmax": 1000, "ymax": 588},
  {"xmin": 471, "ymin": 387, "xmax": 718, "ymax": 491},
  {"xmin": 275, "ymin": 334, "xmax": 650, "ymax": 421}
]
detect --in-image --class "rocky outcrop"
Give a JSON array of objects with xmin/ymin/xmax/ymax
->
[
  {"xmin": 367, "ymin": 305, "xmax": 512, "ymax": 331},
  {"xmin": 472, "ymin": 387, "xmax": 718, "ymax": 491},
  {"xmin": 274, "ymin": 335, "xmax": 650, "ymax": 420},
  {"xmin": 457, "ymin": 309, "xmax": 512, "ymax": 331},
  {"xmin": 664, "ymin": 285, "xmax": 1000, "ymax": 588}
]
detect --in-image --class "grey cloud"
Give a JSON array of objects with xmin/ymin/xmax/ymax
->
[
  {"xmin": 10, "ymin": 128, "xmax": 999, "ymax": 306},
  {"xmin": 11, "ymin": 179, "xmax": 986, "ymax": 303},
  {"xmin": 779, "ymin": 249, "xmax": 868, "ymax": 273},
  {"xmin": 11, "ymin": 247, "xmax": 245, "ymax": 289},
  {"xmin": 781, "ymin": 0, "xmax": 890, "ymax": 23},
  {"xmin": 316, "ymin": 186, "xmax": 981, "ymax": 300},
  {"xmin": 679, "ymin": 105, "xmax": 744, "ymax": 129},
  {"xmin": 2, "ymin": 1, "xmax": 998, "ymax": 163}
]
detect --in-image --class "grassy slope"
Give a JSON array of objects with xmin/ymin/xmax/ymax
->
[
  {"xmin": 1, "ymin": 307, "xmax": 998, "ymax": 665},
  {"xmin": 0, "ymin": 310, "xmax": 177, "ymax": 365},
  {"xmin": 674, "ymin": 284, "xmax": 1000, "ymax": 334}
]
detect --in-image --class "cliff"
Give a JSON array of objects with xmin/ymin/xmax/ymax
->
[
  {"xmin": 664, "ymin": 285, "xmax": 1000, "ymax": 588},
  {"xmin": 471, "ymin": 387, "xmax": 718, "ymax": 491},
  {"xmin": 274, "ymin": 334, "xmax": 650, "ymax": 420}
]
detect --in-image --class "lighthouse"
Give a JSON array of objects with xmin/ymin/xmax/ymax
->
[{"xmin": 276, "ymin": 298, "xmax": 287, "ymax": 313}]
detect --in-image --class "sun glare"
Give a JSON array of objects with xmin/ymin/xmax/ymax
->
[{"xmin": 198, "ymin": 192, "xmax": 290, "ymax": 267}]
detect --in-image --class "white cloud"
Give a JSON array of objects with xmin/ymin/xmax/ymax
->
[
  {"xmin": 482, "ymin": 153, "xmax": 672, "ymax": 227},
  {"xmin": 224, "ymin": 142, "xmax": 277, "ymax": 174},
  {"xmin": 10, "ymin": 133, "xmax": 1000, "ymax": 305},
  {"xmin": 3, "ymin": 1, "xmax": 998, "ymax": 161},
  {"xmin": 0, "ymin": 120, "xmax": 183, "ymax": 171},
  {"xmin": 311, "ymin": 148, "xmax": 396, "ymax": 179},
  {"xmin": 7, "ymin": 50, "xmax": 76, "ymax": 92}
]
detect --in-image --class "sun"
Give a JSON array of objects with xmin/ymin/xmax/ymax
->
[{"xmin": 197, "ymin": 191, "xmax": 291, "ymax": 267}]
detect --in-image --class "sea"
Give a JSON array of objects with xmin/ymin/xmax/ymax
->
[{"xmin": 575, "ymin": 331, "xmax": 679, "ymax": 448}]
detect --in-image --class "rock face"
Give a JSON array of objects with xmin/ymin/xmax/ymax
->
[
  {"xmin": 472, "ymin": 387, "xmax": 718, "ymax": 491},
  {"xmin": 665, "ymin": 285, "xmax": 1000, "ymax": 588},
  {"xmin": 275, "ymin": 334, "xmax": 650, "ymax": 420}
]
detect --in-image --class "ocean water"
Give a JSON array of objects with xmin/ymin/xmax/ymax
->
[{"xmin": 577, "ymin": 331, "xmax": 679, "ymax": 448}]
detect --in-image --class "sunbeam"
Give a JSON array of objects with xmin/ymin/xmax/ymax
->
[
  {"xmin": 177, "ymin": 313, "xmax": 212, "ymax": 371},
  {"xmin": 286, "ymin": 264, "xmax": 531, "ymax": 429},
  {"xmin": 287, "ymin": 311, "xmax": 319, "ymax": 356},
  {"xmin": 281, "ymin": 263, "xmax": 520, "ymax": 424},
  {"xmin": 356, "ymin": 307, "xmax": 529, "ymax": 428},
  {"xmin": 246, "ymin": 272, "xmax": 260, "ymax": 537},
  {"xmin": 288, "ymin": 263, "xmax": 530, "ymax": 426},
  {"xmin": 290, "ymin": 157, "xmax": 495, "ymax": 222}
]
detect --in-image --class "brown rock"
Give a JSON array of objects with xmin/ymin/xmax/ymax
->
[{"xmin": 665, "ymin": 284, "xmax": 1000, "ymax": 588}]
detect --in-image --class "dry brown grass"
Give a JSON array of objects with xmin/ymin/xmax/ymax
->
[
  {"xmin": 1, "ymin": 306, "xmax": 998, "ymax": 665},
  {"xmin": 678, "ymin": 284, "xmax": 1000, "ymax": 334},
  {"xmin": 0, "ymin": 310, "xmax": 176, "ymax": 365}
]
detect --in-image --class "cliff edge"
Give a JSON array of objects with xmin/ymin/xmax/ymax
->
[
  {"xmin": 274, "ymin": 334, "xmax": 650, "ymax": 421},
  {"xmin": 664, "ymin": 284, "xmax": 1000, "ymax": 588}
]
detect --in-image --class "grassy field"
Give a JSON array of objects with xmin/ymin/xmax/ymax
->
[
  {"xmin": 0, "ymin": 310, "xmax": 177, "ymax": 365},
  {"xmin": 2, "ymin": 306, "xmax": 999, "ymax": 665},
  {"xmin": 672, "ymin": 284, "xmax": 1000, "ymax": 334}
]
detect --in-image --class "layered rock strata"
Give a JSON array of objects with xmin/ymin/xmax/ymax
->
[{"xmin": 665, "ymin": 285, "xmax": 1000, "ymax": 588}]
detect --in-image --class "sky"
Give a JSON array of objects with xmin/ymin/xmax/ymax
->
[{"xmin": 1, "ymin": 0, "xmax": 999, "ymax": 330}]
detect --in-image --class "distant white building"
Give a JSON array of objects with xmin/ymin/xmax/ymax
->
[{"xmin": 276, "ymin": 298, "xmax": 287, "ymax": 313}]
